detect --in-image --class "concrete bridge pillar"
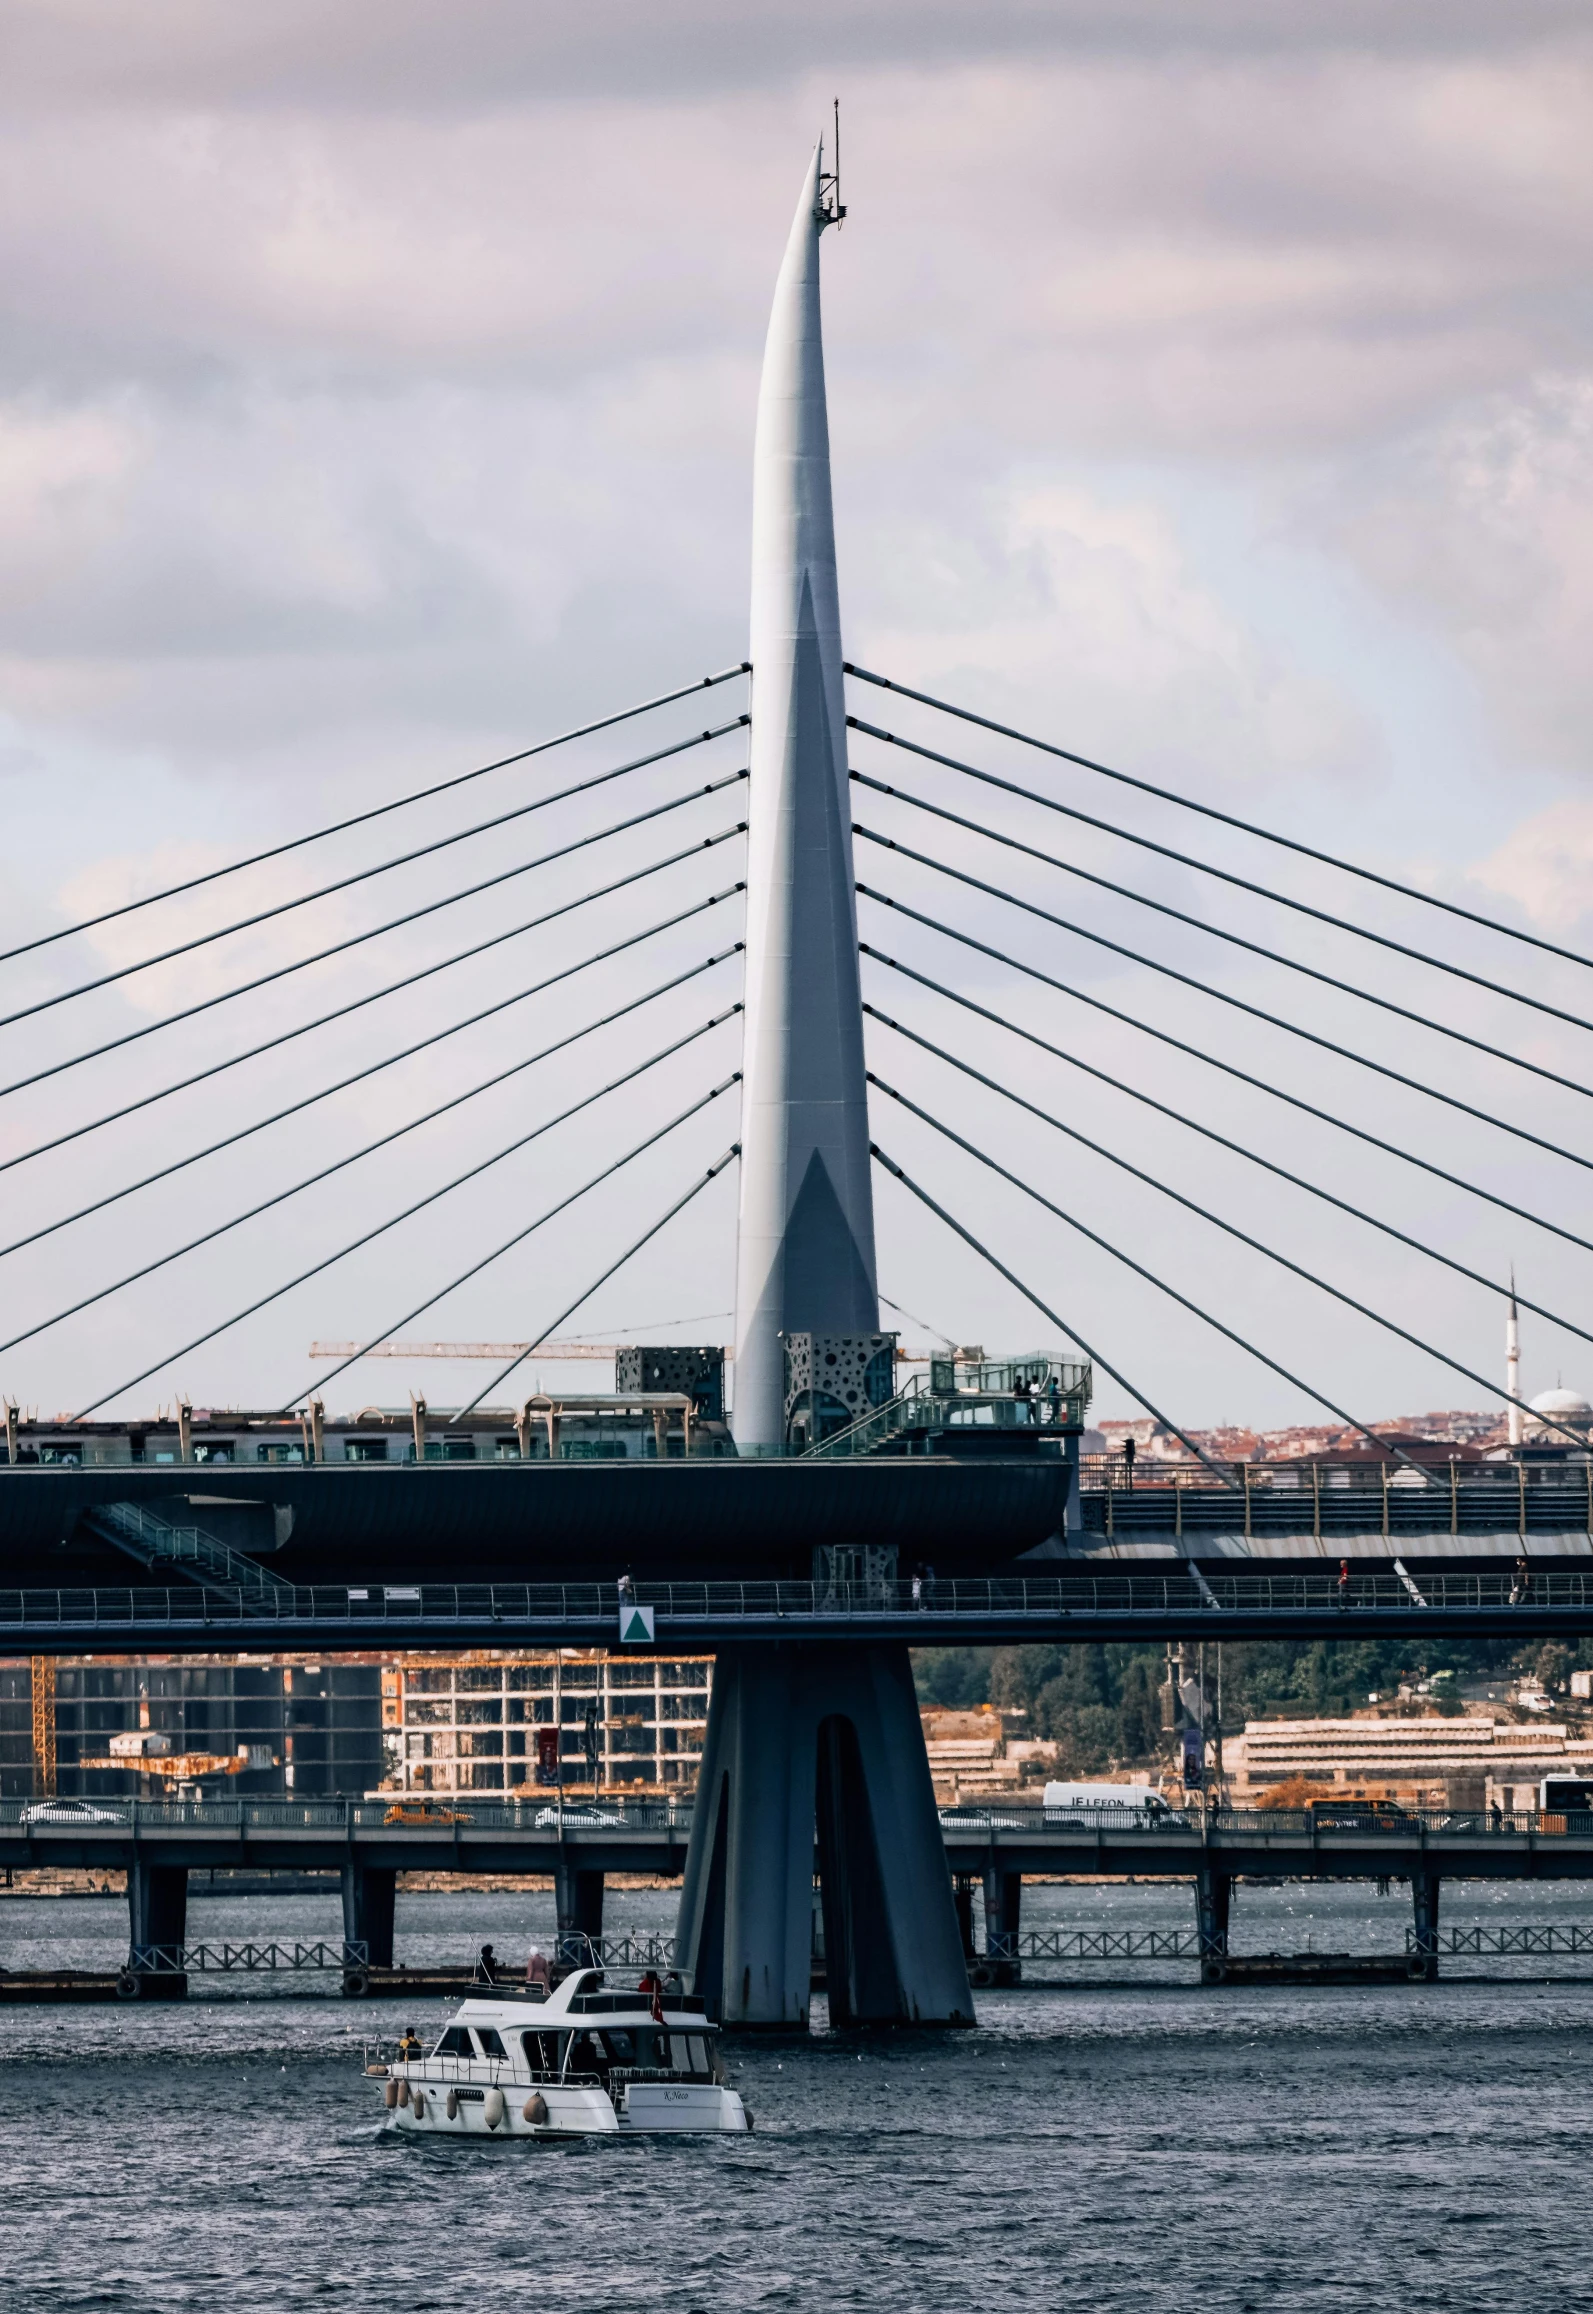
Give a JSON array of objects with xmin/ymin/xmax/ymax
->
[
  {"xmin": 1411, "ymin": 1869, "xmax": 1442, "ymax": 1981},
  {"xmin": 675, "ymin": 1643, "xmax": 973, "ymax": 2029},
  {"xmin": 555, "ymin": 1856, "xmax": 605, "ymax": 1965},
  {"xmin": 1196, "ymin": 1866, "xmax": 1232, "ymax": 1984},
  {"xmin": 126, "ymin": 1859, "xmax": 188, "ymax": 1999},
  {"xmin": 953, "ymin": 1875, "xmax": 977, "ymax": 1964},
  {"xmin": 340, "ymin": 1862, "xmax": 396, "ymax": 1972},
  {"xmin": 982, "ymin": 1865, "xmax": 1023, "ymax": 1986}
]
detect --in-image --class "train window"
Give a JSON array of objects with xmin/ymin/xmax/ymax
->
[{"xmin": 345, "ymin": 1439, "xmax": 388, "ymax": 1462}]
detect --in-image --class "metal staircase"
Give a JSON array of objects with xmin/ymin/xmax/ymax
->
[
  {"xmin": 84, "ymin": 1500, "xmax": 295, "ymax": 1612},
  {"xmin": 804, "ymin": 1356, "xmax": 1092, "ymax": 1460}
]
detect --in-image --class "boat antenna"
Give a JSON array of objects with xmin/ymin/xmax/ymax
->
[{"xmin": 817, "ymin": 99, "xmax": 846, "ymax": 229}]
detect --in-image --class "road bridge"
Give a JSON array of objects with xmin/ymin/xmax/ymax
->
[{"xmin": 8, "ymin": 1798, "xmax": 1593, "ymax": 1997}]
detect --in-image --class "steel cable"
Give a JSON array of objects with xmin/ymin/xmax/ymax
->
[
  {"xmin": 0, "ymin": 849, "xmax": 746, "ymax": 1178},
  {"xmin": 869, "ymin": 1071, "xmax": 1588, "ymax": 1451},
  {"xmin": 0, "ymin": 663, "xmax": 749, "ymax": 968},
  {"xmin": 850, "ymin": 739, "xmax": 1593, "ymax": 1041},
  {"xmin": 4, "ymin": 1006, "xmax": 740, "ymax": 1359},
  {"xmin": 865, "ymin": 999, "xmax": 1593, "ymax": 1346},
  {"xmin": 449, "ymin": 1147, "xmax": 742, "ymax": 1420},
  {"xmin": 844, "ymin": 661, "xmax": 1593, "ymax": 975},
  {"xmin": 0, "ymin": 942, "xmax": 743, "ymax": 1262},
  {"xmin": 862, "ymin": 943, "xmax": 1593, "ymax": 1262},
  {"xmin": 1, "ymin": 720, "xmax": 746, "ymax": 1032},
  {"xmin": 0, "ymin": 777, "xmax": 747, "ymax": 1103},
  {"xmin": 855, "ymin": 812, "xmax": 1593, "ymax": 1107},
  {"xmin": 868, "ymin": 1143, "xmax": 1239, "ymax": 1489},
  {"xmin": 73, "ymin": 1072, "xmax": 742, "ymax": 1419},
  {"xmin": 855, "ymin": 881, "xmax": 1593, "ymax": 1178}
]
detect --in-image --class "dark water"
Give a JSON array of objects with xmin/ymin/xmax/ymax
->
[{"xmin": 4, "ymin": 1887, "xmax": 1592, "ymax": 2310}]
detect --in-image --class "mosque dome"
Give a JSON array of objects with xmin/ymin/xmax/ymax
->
[{"xmin": 1527, "ymin": 1387, "xmax": 1593, "ymax": 1427}]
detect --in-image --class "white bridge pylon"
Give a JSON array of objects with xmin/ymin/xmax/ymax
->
[
  {"xmin": 731, "ymin": 138, "xmax": 880, "ymax": 1456},
  {"xmin": 678, "ymin": 142, "xmax": 974, "ymax": 2031}
]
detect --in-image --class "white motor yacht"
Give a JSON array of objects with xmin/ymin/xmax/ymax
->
[{"xmin": 369, "ymin": 1968, "xmax": 751, "ymax": 2137}]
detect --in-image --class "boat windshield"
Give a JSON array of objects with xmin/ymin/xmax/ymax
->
[{"xmin": 599, "ymin": 2027, "xmax": 716, "ymax": 2077}]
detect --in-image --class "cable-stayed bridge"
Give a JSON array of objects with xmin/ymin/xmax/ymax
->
[{"xmin": 4, "ymin": 140, "xmax": 1593, "ymax": 2025}]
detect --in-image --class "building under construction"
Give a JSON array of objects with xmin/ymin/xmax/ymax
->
[{"xmin": 0, "ymin": 1649, "xmax": 712, "ymax": 1802}]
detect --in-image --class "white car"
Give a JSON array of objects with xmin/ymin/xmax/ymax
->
[
  {"xmin": 531, "ymin": 1805, "xmax": 623, "ymax": 1829},
  {"xmin": 21, "ymin": 1797, "xmax": 126, "ymax": 1826}
]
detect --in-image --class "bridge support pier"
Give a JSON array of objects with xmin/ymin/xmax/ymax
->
[
  {"xmin": 555, "ymin": 1856, "xmax": 605, "ymax": 1964},
  {"xmin": 1196, "ymin": 1866, "xmax": 1232, "ymax": 1985},
  {"xmin": 1411, "ymin": 1869, "xmax": 1442, "ymax": 1981},
  {"xmin": 340, "ymin": 1862, "xmax": 396, "ymax": 1972},
  {"xmin": 675, "ymin": 1643, "xmax": 973, "ymax": 2029},
  {"xmin": 982, "ymin": 1866, "xmax": 1023, "ymax": 1986},
  {"xmin": 126, "ymin": 1859, "xmax": 188, "ymax": 1999},
  {"xmin": 953, "ymin": 1875, "xmax": 977, "ymax": 1964}
]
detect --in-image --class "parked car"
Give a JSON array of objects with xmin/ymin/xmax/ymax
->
[{"xmin": 21, "ymin": 1797, "xmax": 126, "ymax": 1826}]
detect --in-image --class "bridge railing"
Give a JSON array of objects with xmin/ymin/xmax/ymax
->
[{"xmin": 3, "ymin": 1569, "xmax": 1593, "ymax": 1633}]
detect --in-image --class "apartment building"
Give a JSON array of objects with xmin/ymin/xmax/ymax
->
[
  {"xmin": 380, "ymin": 1652, "xmax": 713, "ymax": 1796},
  {"xmin": 1226, "ymin": 1713, "xmax": 1593, "ymax": 1811}
]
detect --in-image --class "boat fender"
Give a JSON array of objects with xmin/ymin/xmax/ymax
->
[
  {"xmin": 384, "ymin": 2079, "xmax": 400, "ymax": 2109},
  {"xmin": 411, "ymin": 2092, "xmax": 427, "ymax": 2122},
  {"xmin": 446, "ymin": 2090, "xmax": 459, "ymax": 2121},
  {"xmin": 523, "ymin": 2094, "xmax": 549, "ymax": 2126},
  {"xmin": 484, "ymin": 2087, "xmax": 505, "ymax": 2130},
  {"xmin": 395, "ymin": 2078, "xmax": 411, "ymax": 2108}
]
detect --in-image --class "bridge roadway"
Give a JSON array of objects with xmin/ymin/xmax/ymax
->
[
  {"xmin": 9, "ymin": 1797, "xmax": 1593, "ymax": 1885},
  {"xmin": 5, "ymin": 1569, "xmax": 1593, "ymax": 1648}
]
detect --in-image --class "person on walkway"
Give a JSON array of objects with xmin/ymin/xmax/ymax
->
[
  {"xmin": 911, "ymin": 1565, "xmax": 924, "ymax": 1610},
  {"xmin": 1337, "ymin": 1559, "xmax": 1351, "ymax": 1609},
  {"xmin": 1046, "ymin": 1375, "xmax": 1062, "ymax": 1424},
  {"xmin": 1123, "ymin": 1434, "xmax": 1137, "ymax": 1488}
]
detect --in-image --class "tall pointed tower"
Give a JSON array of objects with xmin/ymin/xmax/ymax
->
[
  {"xmin": 675, "ymin": 144, "xmax": 973, "ymax": 2031},
  {"xmin": 732, "ymin": 140, "xmax": 879, "ymax": 1451}
]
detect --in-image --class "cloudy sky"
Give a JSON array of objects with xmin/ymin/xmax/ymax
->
[{"xmin": 1, "ymin": 1, "xmax": 1591, "ymax": 1431}]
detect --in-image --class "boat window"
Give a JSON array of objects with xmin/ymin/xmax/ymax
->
[
  {"xmin": 667, "ymin": 2035, "xmax": 695, "ymax": 2073},
  {"xmin": 569, "ymin": 2032, "xmax": 607, "ymax": 2076},
  {"xmin": 472, "ymin": 2027, "xmax": 508, "ymax": 2060},
  {"xmin": 601, "ymin": 2028, "xmax": 665, "ymax": 2069},
  {"xmin": 521, "ymin": 2030, "xmax": 556, "ymax": 2072},
  {"xmin": 688, "ymin": 2037, "xmax": 712, "ymax": 2075},
  {"xmin": 433, "ymin": 2026, "xmax": 474, "ymax": 2058}
]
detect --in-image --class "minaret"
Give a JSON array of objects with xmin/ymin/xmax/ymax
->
[
  {"xmin": 731, "ymin": 140, "xmax": 879, "ymax": 1450},
  {"xmin": 1507, "ymin": 1273, "xmax": 1523, "ymax": 1448}
]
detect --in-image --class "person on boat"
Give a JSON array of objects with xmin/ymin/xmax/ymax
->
[
  {"xmin": 398, "ymin": 2025, "xmax": 422, "ymax": 2057},
  {"xmin": 525, "ymin": 1947, "xmax": 552, "ymax": 1991},
  {"xmin": 638, "ymin": 1967, "xmax": 666, "ymax": 2023},
  {"xmin": 478, "ymin": 1942, "xmax": 498, "ymax": 1983}
]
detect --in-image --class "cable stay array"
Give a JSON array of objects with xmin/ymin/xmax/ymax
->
[
  {"xmin": 0, "ymin": 720, "xmax": 747, "ymax": 1034},
  {"xmin": 0, "ymin": 941, "xmax": 744, "ymax": 1264},
  {"xmin": 866, "ymin": 1056, "xmax": 1590, "ymax": 1448},
  {"xmin": 1, "ymin": 646, "xmax": 1585, "ymax": 1446},
  {"xmin": 0, "ymin": 664, "xmax": 750, "ymax": 969},
  {"xmin": 851, "ymin": 738, "xmax": 1593, "ymax": 1042},
  {"xmin": 0, "ymin": 774, "xmax": 749, "ymax": 1105},
  {"xmin": 854, "ymin": 815, "xmax": 1593, "ymax": 1109},
  {"xmin": 0, "ymin": 858, "xmax": 747, "ymax": 1181},
  {"xmin": 857, "ymin": 880, "xmax": 1593, "ymax": 1179},
  {"xmin": 74, "ymin": 1069, "xmax": 744, "ymax": 1420},
  {"xmin": 8, "ymin": 1000, "xmax": 741, "ymax": 1362},
  {"xmin": 281, "ymin": 1138, "xmax": 743, "ymax": 1416},
  {"xmin": 862, "ymin": 949, "xmax": 1593, "ymax": 1263},
  {"xmin": 845, "ymin": 662, "xmax": 1593, "ymax": 976}
]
